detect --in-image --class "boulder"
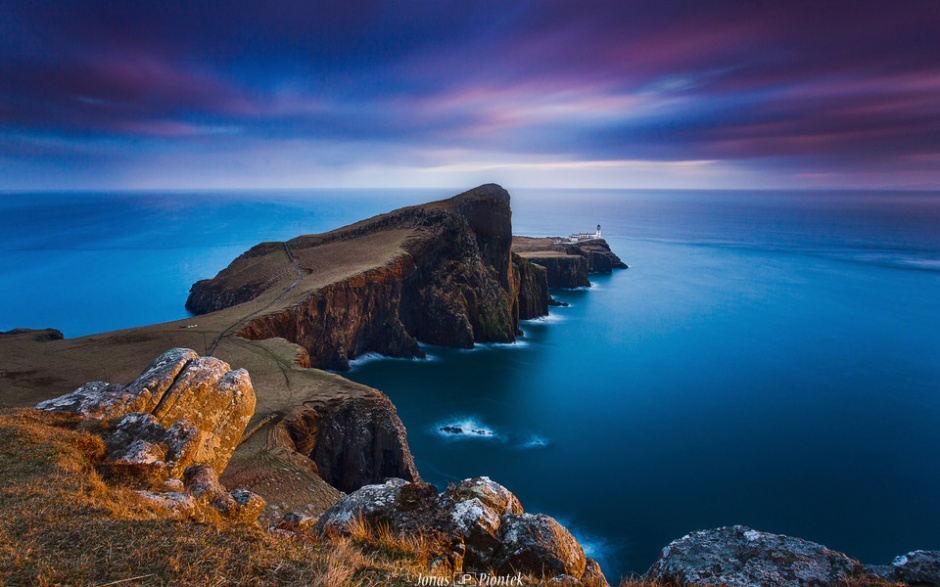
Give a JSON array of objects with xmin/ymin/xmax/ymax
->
[
  {"xmin": 183, "ymin": 464, "xmax": 266, "ymax": 525},
  {"xmin": 36, "ymin": 348, "xmax": 255, "ymax": 476},
  {"xmin": 893, "ymin": 550, "xmax": 940, "ymax": 586},
  {"xmin": 582, "ymin": 558, "xmax": 611, "ymax": 587},
  {"xmin": 646, "ymin": 525, "xmax": 858, "ymax": 587},
  {"xmin": 493, "ymin": 513, "xmax": 586, "ymax": 579},
  {"xmin": 314, "ymin": 476, "xmax": 596, "ymax": 583}
]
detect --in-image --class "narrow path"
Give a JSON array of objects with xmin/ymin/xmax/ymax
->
[{"xmin": 207, "ymin": 242, "xmax": 303, "ymax": 356}]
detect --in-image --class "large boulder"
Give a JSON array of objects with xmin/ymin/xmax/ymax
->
[
  {"xmin": 313, "ymin": 476, "xmax": 596, "ymax": 583},
  {"xmin": 646, "ymin": 526, "xmax": 858, "ymax": 587},
  {"xmin": 493, "ymin": 513, "xmax": 586, "ymax": 579},
  {"xmin": 893, "ymin": 550, "xmax": 940, "ymax": 586},
  {"xmin": 36, "ymin": 348, "xmax": 255, "ymax": 476}
]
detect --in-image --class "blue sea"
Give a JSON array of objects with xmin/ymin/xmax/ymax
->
[{"xmin": 2, "ymin": 189, "xmax": 939, "ymax": 580}]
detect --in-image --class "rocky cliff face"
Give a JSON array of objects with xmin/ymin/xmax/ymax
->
[
  {"xmin": 187, "ymin": 184, "xmax": 550, "ymax": 370},
  {"xmin": 528, "ymin": 255, "xmax": 591, "ymax": 288},
  {"xmin": 280, "ymin": 394, "xmax": 420, "ymax": 493},
  {"xmin": 565, "ymin": 240, "xmax": 628, "ymax": 273},
  {"xmin": 512, "ymin": 253, "xmax": 550, "ymax": 320}
]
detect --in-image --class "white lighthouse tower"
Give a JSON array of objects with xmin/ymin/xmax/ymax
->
[{"xmin": 595, "ymin": 224, "xmax": 602, "ymax": 239}]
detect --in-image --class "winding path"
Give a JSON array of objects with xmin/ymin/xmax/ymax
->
[{"xmin": 206, "ymin": 242, "xmax": 303, "ymax": 355}]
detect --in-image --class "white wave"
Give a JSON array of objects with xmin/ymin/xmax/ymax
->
[
  {"xmin": 435, "ymin": 417, "xmax": 499, "ymax": 440},
  {"xmin": 517, "ymin": 435, "xmax": 550, "ymax": 449}
]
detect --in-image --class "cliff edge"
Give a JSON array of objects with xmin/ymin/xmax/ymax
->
[{"xmin": 187, "ymin": 184, "xmax": 550, "ymax": 370}]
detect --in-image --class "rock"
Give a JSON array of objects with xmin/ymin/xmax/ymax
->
[
  {"xmin": 275, "ymin": 511, "xmax": 318, "ymax": 533},
  {"xmin": 494, "ymin": 513, "xmax": 586, "ymax": 579},
  {"xmin": 525, "ymin": 255, "xmax": 590, "ymax": 288},
  {"xmin": 36, "ymin": 348, "xmax": 255, "ymax": 476},
  {"xmin": 0, "ymin": 327, "xmax": 64, "ymax": 342},
  {"xmin": 646, "ymin": 525, "xmax": 858, "ymax": 587},
  {"xmin": 135, "ymin": 490, "xmax": 198, "ymax": 518},
  {"xmin": 282, "ymin": 395, "xmax": 419, "ymax": 493},
  {"xmin": 313, "ymin": 478, "xmax": 418, "ymax": 534},
  {"xmin": 582, "ymin": 558, "xmax": 611, "ymax": 587},
  {"xmin": 183, "ymin": 464, "xmax": 266, "ymax": 524},
  {"xmin": 512, "ymin": 253, "xmax": 550, "ymax": 320},
  {"xmin": 893, "ymin": 550, "xmax": 940, "ymax": 586},
  {"xmin": 314, "ymin": 476, "xmax": 594, "ymax": 582}
]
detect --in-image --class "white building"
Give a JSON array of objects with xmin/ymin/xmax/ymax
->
[{"xmin": 568, "ymin": 225, "xmax": 601, "ymax": 242}]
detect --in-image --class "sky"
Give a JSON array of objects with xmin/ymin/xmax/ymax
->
[{"xmin": 1, "ymin": 0, "xmax": 939, "ymax": 191}]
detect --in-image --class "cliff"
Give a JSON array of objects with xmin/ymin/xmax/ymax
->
[
  {"xmin": 513, "ymin": 236, "xmax": 627, "ymax": 288},
  {"xmin": 187, "ymin": 184, "xmax": 550, "ymax": 370}
]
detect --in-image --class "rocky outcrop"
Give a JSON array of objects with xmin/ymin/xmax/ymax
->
[
  {"xmin": 893, "ymin": 550, "xmax": 940, "ymax": 586},
  {"xmin": 513, "ymin": 236, "xmax": 627, "ymax": 288},
  {"xmin": 313, "ymin": 476, "xmax": 603, "ymax": 584},
  {"xmin": 35, "ymin": 348, "xmax": 256, "ymax": 477},
  {"xmin": 281, "ymin": 395, "xmax": 420, "ymax": 493},
  {"xmin": 527, "ymin": 255, "xmax": 590, "ymax": 288},
  {"xmin": 1, "ymin": 327, "xmax": 64, "ymax": 342},
  {"xmin": 512, "ymin": 253, "xmax": 550, "ymax": 320},
  {"xmin": 187, "ymin": 185, "xmax": 551, "ymax": 370},
  {"xmin": 565, "ymin": 240, "xmax": 628, "ymax": 273},
  {"xmin": 646, "ymin": 525, "xmax": 860, "ymax": 587}
]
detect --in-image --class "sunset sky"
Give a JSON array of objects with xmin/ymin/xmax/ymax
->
[{"xmin": 2, "ymin": 1, "xmax": 939, "ymax": 190}]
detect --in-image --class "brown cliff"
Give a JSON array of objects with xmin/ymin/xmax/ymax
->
[{"xmin": 187, "ymin": 184, "xmax": 550, "ymax": 370}]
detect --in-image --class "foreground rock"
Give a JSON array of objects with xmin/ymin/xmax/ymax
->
[
  {"xmin": 36, "ymin": 348, "xmax": 256, "ymax": 476},
  {"xmin": 893, "ymin": 550, "xmax": 940, "ymax": 586},
  {"xmin": 646, "ymin": 525, "xmax": 860, "ymax": 587},
  {"xmin": 313, "ymin": 476, "xmax": 606, "ymax": 586}
]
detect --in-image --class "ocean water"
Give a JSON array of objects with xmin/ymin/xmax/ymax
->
[{"xmin": 2, "ymin": 189, "xmax": 939, "ymax": 580}]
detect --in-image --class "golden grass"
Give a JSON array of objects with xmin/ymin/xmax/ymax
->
[{"xmin": 0, "ymin": 409, "xmax": 432, "ymax": 587}]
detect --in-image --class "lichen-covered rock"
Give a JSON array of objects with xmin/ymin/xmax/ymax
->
[
  {"xmin": 494, "ymin": 513, "xmax": 586, "ymax": 579},
  {"xmin": 36, "ymin": 348, "xmax": 255, "ymax": 476},
  {"xmin": 893, "ymin": 550, "xmax": 940, "ymax": 586},
  {"xmin": 440, "ymin": 476, "xmax": 523, "ymax": 517},
  {"xmin": 646, "ymin": 525, "xmax": 858, "ymax": 587},
  {"xmin": 314, "ymin": 476, "xmax": 595, "ymax": 583},
  {"xmin": 183, "ymin": 464, "xmax": 266, "ymax": 524},
  {"xmin": 135, "ymin": 490, "xmax": 198, "ymax": 518}
]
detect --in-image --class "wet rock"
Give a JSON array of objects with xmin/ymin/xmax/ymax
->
[
  {"xmin": 893, "ymin": 550, "xmax": 940, "ymax": 586},
  {"xmin": 646, "ymin": 525, "xmax": 858, "ymax": 587},
  {"xmin": 494, "ymin": 513, "xmax": 586, "ymax": 579}
]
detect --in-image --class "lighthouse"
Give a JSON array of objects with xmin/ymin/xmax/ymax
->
[{"xmin": 595, "ymin": 224, "xmax": 602, "ymax": 239}]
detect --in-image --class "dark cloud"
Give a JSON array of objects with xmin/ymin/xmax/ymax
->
[{"xmin": 1, "ymin": 0, "xmax": 939, "ymax": 188}]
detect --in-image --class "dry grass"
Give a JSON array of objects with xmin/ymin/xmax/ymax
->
[{"xmin": 0, "ymin": 409, "xmax": 431, "ymax": 587}]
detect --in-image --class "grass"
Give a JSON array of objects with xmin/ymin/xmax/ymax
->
[{"xmin": 0, "ymin": 409, "xmax": 431, "ymax": 587}]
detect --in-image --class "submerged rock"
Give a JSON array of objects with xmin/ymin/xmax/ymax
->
[{"xmin": 646, "ymin": 525, "xmax": 858, "ymax": 587}]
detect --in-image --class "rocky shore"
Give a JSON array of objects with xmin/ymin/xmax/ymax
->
[{"xmin": 513, "ymin": 236, "xmax": 628, "ymax": 288}]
